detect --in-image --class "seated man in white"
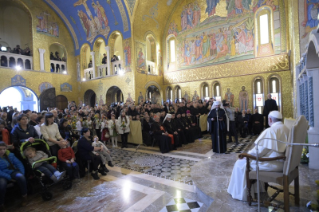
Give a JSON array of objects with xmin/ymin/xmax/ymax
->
[{"xmin": 227, "ymin": 111, "xmax": 289, "ymax": 201}]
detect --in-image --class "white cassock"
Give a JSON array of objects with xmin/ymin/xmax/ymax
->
[{"xmin": 227, "ymin": 122, "xmax": 289, "ymax": 201}]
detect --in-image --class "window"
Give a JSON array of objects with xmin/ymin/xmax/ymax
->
[
  {"xmin": 175, "ymin": 86, "xmax": 182, "ymax": 102},
  {"xmin": 166, "ymin": 86, "xmax": 172, "ymax": 102},
  {"xmin": 255, "ymin": 6, "xmax": 274, "ymax": 57},
  {"xmin": 170, "ymin": 39, "xmax": 176, "ymax": 62},
  {"xmin": 268, "ymin": 76, "xmax": 281, "ymax": 111},
  {"xmin": 201, "ymin": 83, "xmax": 209, "ymax": 100},
  {"xmin": 259, "ymin": 14, "xmax": 269, "ymax": 44},
  {"xmin": 213, "ymin": 83, "xmax": 220, "ymax": 97},
  {"xmin": 253, "ymin": 77, "xmax": 264, "ymax": 114}
]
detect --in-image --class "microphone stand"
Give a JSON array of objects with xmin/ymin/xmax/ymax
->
[{"xmin": 216, "ymin": 108, "xmax": 220, "ymax": 153}]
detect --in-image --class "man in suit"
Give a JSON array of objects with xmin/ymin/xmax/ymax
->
[{"xmin": 263, "ymin": 94, "xmax": 278, "ymax": 128}]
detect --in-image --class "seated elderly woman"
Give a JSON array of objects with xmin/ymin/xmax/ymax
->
[
  {"xmin": 77, "ymin": 128, "xmax": 106, "ymax": 180},
  {"xmin": 40, "ymin": 113, "xmax": 67, "ymax": 157},
  {"xmin": 0, "ymin": 141, "xmax": 28, "ymax": 211},
  {"xmin": 11, "ymin": 114, "xmax": 39, "ymax": 149}
]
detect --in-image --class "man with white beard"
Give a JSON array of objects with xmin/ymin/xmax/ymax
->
[{"xmin": 227, "ymin": 111, "xmax": 289, "ymax": 201}]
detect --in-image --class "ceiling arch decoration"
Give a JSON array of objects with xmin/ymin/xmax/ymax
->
[{"xmin": 44, "ymin": 0, "xmax": 131, "ymax": 55}]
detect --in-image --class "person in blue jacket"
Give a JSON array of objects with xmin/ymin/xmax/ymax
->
[{"xmin": 0, "ymin": 141, "xmax": 27, "ymax": 211}]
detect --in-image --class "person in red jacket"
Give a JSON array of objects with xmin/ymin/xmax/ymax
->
[
  {"xmin": 0, "ymin": 120, "xmax": 13, "ymax": 150},
  {"xmin": 58, "ymin": 142, "xmax": 79, "ymax": 180}
]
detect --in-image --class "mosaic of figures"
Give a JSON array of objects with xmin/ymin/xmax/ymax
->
[
  {"xmin": 124, "ymin": 39, "xmax": 132, "ymax": 71},
  {"xmin": 74, "ymin": 0, "xmax": 111, "ymax": 43},
  {"xmin": 36, "ymin": 11, "xmax": 59, "ymax": 37},
  {"xmin": 135, "ymin": 41, "xmax": 146, "ymax": 73},
  {"xmin": 299, "ymin": 0, "xmax": 319, "ymax": 55},
  {"xmin": 167, "ymin": 0, "xmax": 280, "ymax": 70}
]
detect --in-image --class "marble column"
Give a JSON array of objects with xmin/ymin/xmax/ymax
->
[
  {"xmin": 105, "ymin": 46, "xmax": 111, "ymax": 76},
  {"xmin": 38, "ymin": 48, "xmax": 45, "ymax": 71},
  {"xmin": 90, "ymin": 51, "xmax": 96, "ymax": 79}
]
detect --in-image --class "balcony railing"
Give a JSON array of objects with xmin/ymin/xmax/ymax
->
[
  {"xmin": 0, "ymin": 51, "xmax": 32, "ymax": 70},
  {"xmin": 50, "ymin": 60, "xmax": 67, "ymax": 73},
  {"xmin": 146, "ymin": 60, "xmax": 156, "ymax": 75},
  {"xmin": 84, "ymin": 60, "xmax": 124, "ymax": 81}
]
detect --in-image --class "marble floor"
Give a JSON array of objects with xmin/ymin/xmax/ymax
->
[{"xmin": 5, "ymin": 135, "xmax": 318, "ymax": 212}]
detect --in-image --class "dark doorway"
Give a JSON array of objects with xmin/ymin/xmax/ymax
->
[
  {"xmin": 84, "ymin": 89, "xmax": 96, "ymax": 107},
  {"xmin": 56, "ymin": 95, "xmax": 68, "ymax": 110},
  {"xmin": 39, "ymin": 87, "xmax": 56, "ymax": 111},
  {"xmin": 106, "ymin": 86, "xmax": 123, "ymax": 105}
]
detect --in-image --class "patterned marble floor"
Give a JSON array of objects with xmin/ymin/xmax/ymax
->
[{"xmin": 110, "ymin": 148, "xmax": 196, "ymax": 184}]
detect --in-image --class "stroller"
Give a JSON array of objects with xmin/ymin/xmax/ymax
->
[{"xmin": 20, "ymin": 139, "xmax": 72, "ymax": 201}]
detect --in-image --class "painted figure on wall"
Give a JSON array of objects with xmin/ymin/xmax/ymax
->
[
  {"xmin": 301, "ymin": 0, "xmax": 319, "ymax": 38},
  {"xmin": 124, "ymin": 41, "xmax": 131, "ymax": 67},
  {"xmin": 168, "ymin": 21, "xmax": 178, "ymax": 36},
  {"xmin": 93, "ymin": 1, "xmax": 109, "ymax": 29},
  {"xmin": 138, "ymin": 92, "xmax": 144, "ymax": 104},
  {"xmin": 181, "ymin": 2, "xmax": 201, "ymax": 31},
  {"xmin": 39, "ymin": 82, "xmax": 53, "ymax": 93},
  {"xmin": 183, "ymin": 91, "xmax": 190, "ymax": 102},
  {"xmin": 126, "ymin": 93, "xmax": 134, "ymax": 103},
  {"xmin": 137, "ymin": 48, "xmax": 146, "ymax": 69},
  {"xmin": 224, "ymin": 88, "xmax": 234, "ymax": 107},
  {"xmin": 206, "ymin": 0, "xmax": 220, "ymax": 16},
  {"xmin": 36, "ymin": 11, "xmax": 59, "ymax": 37},
  {"xmin": 78, "ymin": 10, "xmax": 91, "ymax": 38},
  {"xmin": 239, "ymin": 86, "xmax": 249, "ymax": 111},
  {"xmin": 192, "ymin": 91, "xmax": 199, "ymax": 101}
]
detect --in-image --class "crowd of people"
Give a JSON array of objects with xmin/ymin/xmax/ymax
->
[
  {"xmin": 0, "ymin": 44, "xmax": 31, "ymax": 56},
  {"xmin": 0, "ymin": 95, "xmax": 275, "ymax": 211}
]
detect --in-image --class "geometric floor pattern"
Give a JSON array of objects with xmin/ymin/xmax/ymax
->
[
  {"xmin": 224, "ymin": 135, "xmax": 256, "ymax": 154},
  {"xmin": 159, "ymin": 198, "xmax": 203, "ymax": 212},
  {"xmin": 109, "ymin": 148, "xmax": 197, "ymax": 184}
]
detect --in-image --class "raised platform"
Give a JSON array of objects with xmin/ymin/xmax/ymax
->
[{"xmin": 191, "ymin": 153, "xmax": 315, "ymax": 212}]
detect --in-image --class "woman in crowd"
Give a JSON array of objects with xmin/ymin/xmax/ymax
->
[
  {"xmin": 0, "ymin": 120, "xmax": 12, "ymax": 149},
  {"xmin": 117, "ymin": 110, "xmax": 130, "ymax": 148},
  {"xmin": 34, "ymin": 116, "xmax": 44, "ymax": 138},
  {"xmin": 59, "ymin": 118, "xmax": 79, "ymax": 145},
  {"xmin": 0, "ymin": 141, "xmax": 27, "ymax": 211},
  {"xmin": 77, "ymin": 128, "xmax": 106, "ymax": 180},
  {"xmin": 40, "ymin": 113, "xmax": 67, "ymax": 157},
  {"xmin": 94, "ymin": 113, "xmax": 101, "ymax": 140},
  {"xmin": 107, "ymin": 114, "xmax": 118, "ymax": 147},
  {"xmin": 11, "ymin": 114, "xmax": 38, "ymax": 148}
]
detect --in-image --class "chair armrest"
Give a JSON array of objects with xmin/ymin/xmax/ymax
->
[{"xmin": 238, "ymin": 153, "xmax": 286, "ymax": 162}]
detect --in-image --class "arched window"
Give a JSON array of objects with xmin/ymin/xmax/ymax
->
[
  {"xmin": 93, "ymin": 38, "xmax": 108, "ymax": 77},
  {"xmin": 49, "ymin": 43, "xmax": 67, "ymax": 73},
  {"xmin": 255, "ymin": 6, "xmax": 274, "ymax": 57},
  {"xmin": 212, "ymin": 81, "xmax": 221, "ymax": 100},
  {"xmin": 175, "ymin": 86, "xmax": 182, "ymax": 102},
  {"xmin": 268, "ymin": 75, "xmax": 281, "ymax": 111},
  {"xmin": 169, "ymin": 38, "xmax": 176, "ymax": 63},
  {"xmin": 166, "ymin": 86, "xmax": 173, "ymax": 103},
  {"xmin": 253, "ymin": 77, "xmax": 264, "ymax": 114},
  {"xmin": 146, "ymin": 34, "xmax": 157, "ymax": 75},
  {"xmin": 201, "ymin": 82, "xmax": 209, "ymax": 100}
]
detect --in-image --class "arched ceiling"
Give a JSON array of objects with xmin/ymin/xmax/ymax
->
[{"xmin": 43, "ymin": 0, "xmax": 131, "ymax": 55}]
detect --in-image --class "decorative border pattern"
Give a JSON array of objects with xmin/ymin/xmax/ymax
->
[
  {"xmin": 116, "ymin": 0, "xmax": 129, "ymax": 32},
  {"xmin": 309, "ymin": 77, "xmax": 314, "ymax": 127},
  {"xmin": 164, "ymin": 54, "xmax": 290, "ymax": 84},
  {"xmin": 44, "ymin": 0, "xmax": 79, "ymax": 50}
]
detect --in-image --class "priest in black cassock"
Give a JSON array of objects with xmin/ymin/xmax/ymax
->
[
  {"xmin": 263, "ymin": 93, "xmax": 278, "ymax": 128},
  {"xmin": 207, "ymin": 101, "xmax": 227, "ymax": 153},
  {"xmin": 151, "ymin": 115, "xmax": 172, "ymax": 153},
  {"xmin": 250, "ymin": 108, "xmax": 264, "ymax": 135},
  {"xmin": 163, "ymin": 114, "xmax": 181, "ymax": 148}
]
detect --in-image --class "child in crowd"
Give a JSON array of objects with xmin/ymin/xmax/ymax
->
[
  {"xmin": 24, "ymin": 147, "xmax": 65, "ymax": 183},
  {"xmin": 76, "ymin": 117, "xmax": 82, "ymax": 132},
  {"xmin": 92, "ymin": 135, "xmax": 114, "ymax": 172},
  {"xmin": 58, "ymin": 142, "xmax": 79, "ymax": 180},
  {"xmin": 100, "ymin": 114, "xmax": 109, "ymax": 144},
  {"xmin": 107, "ymin": 114, "xmax": 118, "ymax": 147}
]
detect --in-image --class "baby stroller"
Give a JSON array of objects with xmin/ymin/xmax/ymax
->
[{"xmin": 20, "ymin": 139, "xmax": 72, "ymax": 201}]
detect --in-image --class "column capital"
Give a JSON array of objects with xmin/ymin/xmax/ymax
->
[
  {"xmin": 38, "ymin": 48, "xmax": 46, "ymax": 54},
  {"xmin": 105, "ymin": 46, "xmax": 110, "ymax": 51},
  {"xmin": 90, "ymin": 51, "xmax": 95, "ymax": 56}
]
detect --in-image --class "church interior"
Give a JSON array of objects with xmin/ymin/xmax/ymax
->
[{"xmin": 0, "ymin": 0, "xmax": 319, "ymax": 211}]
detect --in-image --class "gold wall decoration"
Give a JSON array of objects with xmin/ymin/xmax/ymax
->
[
  {"xmin": 164, "ymin": 54, "xmax": 289, "ymax": 84},
  {"xmin": 115, "ymin": 0, "xmax": 129, "ymax": 32},
  {"xmin": 135, "ymin": 40, "xmax": 146, "ymax": 73}
]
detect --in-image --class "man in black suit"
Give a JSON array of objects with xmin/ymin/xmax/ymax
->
[{"xmin": 263, "ymin": 94, "xmax": 278, "ymax": 128}]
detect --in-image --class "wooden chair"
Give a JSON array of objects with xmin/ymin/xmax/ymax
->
[{"xmin": 239, "ymin": 116, "xmax": 308, "ymax": 212}]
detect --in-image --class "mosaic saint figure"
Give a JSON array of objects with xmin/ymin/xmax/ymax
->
[
  {"xmin": 96, "ymin": 1, "xmax": 108, "ymax": 29},
  {"xmin": 184, "ymin": 91, "xmax": 190, "ymax": 102},
  {"xmin": 137, "ymin": 48, "xmax": 145, "ymax": 69},
  {"xmin": 78, "ymin": 10, "xmax": 91, "ymax": 38},
  {"xmin": 138, "ymin": 92, "xmax": 144, "ymax": 104},
  {"xmin": 124, "ymin": 41, "xmax": 131, "ymax": 67},
  {"xmin": 126, "ymin": 93, "xmax": 133, "ymax": 103},
  {"xmin": 206, "ymin": 0, "xmax": 221, "ymax": 16},
  {"xmin": 181, "ymin": 9, "xmax": 187, "ymax": 30},
  {"xmin": 202, "ymin": 32, "xmax": 211, "ymax": 58},
  {"xmin": 302, "ymin": 0, "xmax": 319, "ymax": 37},
  {"xmin": 239, "ymin": 86, "xmax": 249, "ymax": 111},
  {"xmin": 224, "ymin": 88, "xmax": 234, "ymax": 107},
  {"xmin": 195, "ymin": 36, "xmax": 203, "ymax": 60},
  {"xmin": 193, "ymin": 3, "xmax": 201, "ymax": 26},
  {"xmin": 192, "ymin": 91, "xmax": 199, "ymax": 101},
  {"xmin": 186, "ymin": 4, "xmax": 194, "ymax": 29}
]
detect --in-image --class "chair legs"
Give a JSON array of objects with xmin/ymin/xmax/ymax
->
[
  {"xmin": 294, "ymin": 175, "xmax": 300, "ymax": 206},
  {"xmin": 283, "ymin": 175, "xmax": 290, "ymax": 212}
]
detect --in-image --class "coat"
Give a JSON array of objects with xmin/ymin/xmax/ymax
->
[
  {"xmin": 11, "ymin": 124, "xmax": 39, "ymax": 147},
  {"xmin": 117, "ymin": 116, "xmax": 130, "ymax": 134},
  {"xmin": 107, "ymin": 120, "xmax": 118, "ymax": 136},
  {"xmin": 77, "ymin": 136, "xmax": 94, "ymax": 160},
  {"xmin": 0, "ymin": 151, "xmax": 25, "ymax": 180}
]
